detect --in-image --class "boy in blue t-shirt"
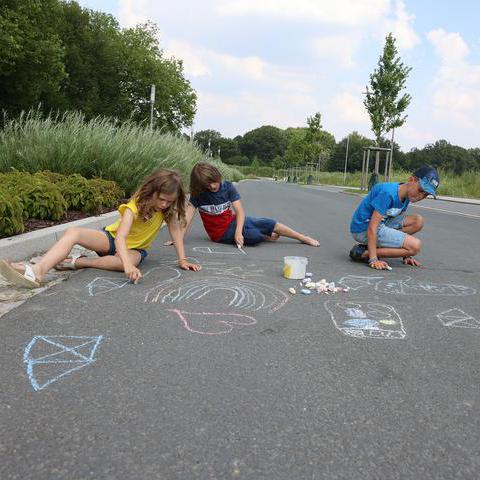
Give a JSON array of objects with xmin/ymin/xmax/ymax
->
[{"xmin": 349, "ymin": 165, "xmax": 440, "ymax": 270}]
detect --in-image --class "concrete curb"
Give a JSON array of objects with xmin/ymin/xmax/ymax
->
[{"xmin": 0, "ymin": 211, "xmax": 119, "ymax": 262}]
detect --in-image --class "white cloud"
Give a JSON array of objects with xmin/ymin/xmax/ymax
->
[
  {"xmin": 216, "ymin": 0, "xmax": 390, "ymax": 26},
  {"xmin": 385, "ymin": 0, "xmax": 420, "ymax": 50},
  {"xmin": 313, "ymin": 35, "xmax": 359, "ymax": 69},
  {"xmin": 196, "ymin": 90, "xmax": 316, "ymax": 136},
  {"xmin": 331, "ymin": 91, "xmax": 369, "ymax": 124},
  {"xmin": 118, "ymin": 0, "xmax": 149, "ymax": 27},
  {"xmin": 427, "ymin": 29, "xmax": 480, "ymax": 129}
]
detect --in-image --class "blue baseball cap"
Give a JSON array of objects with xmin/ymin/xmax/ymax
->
[{"xmin": 414, "ymin": 165, "xmax": 440, "ymax": 198}]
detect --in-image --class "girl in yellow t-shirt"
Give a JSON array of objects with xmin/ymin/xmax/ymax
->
[{"xmin": 0, "ymin": 169, "xmax": 201, "ymax": 289}]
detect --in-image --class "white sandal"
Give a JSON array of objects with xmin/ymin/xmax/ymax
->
[
  {"xmin": 0, "ymin": 259, "xmax": 40, "ymax": 289},
  {"xmin": 54, "ymin": 254, "xmax": 85, "ymax": 271}
]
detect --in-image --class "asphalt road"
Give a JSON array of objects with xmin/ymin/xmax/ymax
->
[{"xmin": 1, "ymin": 180, "xmax": 479, "ymax": 480}]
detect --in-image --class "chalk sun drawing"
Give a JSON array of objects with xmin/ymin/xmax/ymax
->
[
  {"xmin": 324, "ymin": 301, "xmax": 406, "ymax": 339},
  {"xmin": 168, "ymin": 309, "xmax": 257, "ymax": 335},
  {"xmin": 145, "ymin": 276, "xmax": 288, "ymax": 313},
  {"xmin": 437, "ymin": 308, "xmax": 480, "ymax": 329},
  {"xmin": 23, "ymin": 335, "xmax": 103, "ymax": 391}
]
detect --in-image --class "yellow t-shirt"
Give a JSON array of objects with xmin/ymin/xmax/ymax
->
[{"xmin": 105, "ymin": 199, "xmax": 164, "ymax": 250}]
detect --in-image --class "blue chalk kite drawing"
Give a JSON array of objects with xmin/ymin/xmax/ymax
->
[{"xmin": 24, "ymin": 335, "xmax": 103, "ymax": 391}]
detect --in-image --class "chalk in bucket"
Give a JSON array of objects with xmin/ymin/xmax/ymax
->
[{"xmin": 283, "ymin": 256, "xmax": 308, "ymax": 280}]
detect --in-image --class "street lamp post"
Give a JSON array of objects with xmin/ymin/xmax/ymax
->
[
  {"xmin": 149, "ymin": 84, "xmax": 156, "ymax": 129},
  {"xmin": 343, "ymin": 134, "xmax": 350, "ymax": 184}
]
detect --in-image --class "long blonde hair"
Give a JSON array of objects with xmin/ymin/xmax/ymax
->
[{"xmin": 134, "ymin": 169, "xmax": 186, "ymax": 225}]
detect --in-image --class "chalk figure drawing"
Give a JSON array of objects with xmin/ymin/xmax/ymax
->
[
  {"xmin": 437, "ymin": 308, "xmax": 480, "ymax": 329},
  {"xmin": 23, "ymin": 335, "xmax": 103, "ymax": 391},
  {"xmin": 145, "ymin": 276, "xmax": 288, "ymax": 313},
  {"xmin": 168, "ymin": 309, "xmax": 257, "ymax": 335},
  {"xmin": 88, "ymin": 265, "xmax": 181, "ymax": 296},
  {"xmin": 325, "ymin": 301, "xmax": 406, "ymax": 339},
  {"xmin": 338, "ymin": 275, "xmax": 476, "ymax": 296}
]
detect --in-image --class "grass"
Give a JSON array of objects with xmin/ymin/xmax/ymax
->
[
  {"xmin": 275, "ymin": 169, "xmax": 480, "ymax": 199},
  {"xmin": 0, "ymin": 110, "xmax": 243, "ymax": 195}
]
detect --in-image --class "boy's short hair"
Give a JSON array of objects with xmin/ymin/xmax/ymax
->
[
  {"xmin": 413, "ymin": 165, "xmax": 440, "ymax": 198},
  {"xmin": 190, "ymin": 162, "xmax": 222, "ymax": 197}
]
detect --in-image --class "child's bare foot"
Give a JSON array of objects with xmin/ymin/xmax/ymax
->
[
  {"xmin": 264, "ymin": 232, "xmax": 280, "ymax": 242},
  {"xmin": 300, "ymin": 235, "xmax": 320, "ymax": 247}
]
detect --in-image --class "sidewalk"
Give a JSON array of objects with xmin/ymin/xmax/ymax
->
[{"xmin": 0, "ymin": 211, "xmax": 119, "ymax": 318}]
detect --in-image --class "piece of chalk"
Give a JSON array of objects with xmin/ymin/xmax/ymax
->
[
  {"xmin": 288, "ymin": 287, "xmax": 296, "ymax": 295},
  {"xmin": 301, "ymin": 288, "xmax": 312, "ymax": 295},
  {"xmin": 386, "ymin": 265, "xmax": 392, "ymax": 271}
]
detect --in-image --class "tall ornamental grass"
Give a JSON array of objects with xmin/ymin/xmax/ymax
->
[{"xmin": 0, "ymin": 110, "xmax": 243, "ymax": 194}]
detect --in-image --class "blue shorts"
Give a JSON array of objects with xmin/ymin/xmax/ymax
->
[
  {"xmin": 96, "ymin": 228, "xmax": 148, "ymax": 264},
  {"xmin": 351, "ymin": 215, "xmax": 406, "ymax": 249},
  {"xmin": 219, "ymin": 216, "xmax": 277, "ymax": 246}
]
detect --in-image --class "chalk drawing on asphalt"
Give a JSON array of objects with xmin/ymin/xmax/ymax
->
[
  {"xmin": 437, "ymin": 308, "xmax": 480, "ymax": 329},
  {"xmin": 192, "ymin": 246, "xmax": 242, "ymax": 255},
  {"xmin": 338, "ymin": 275, "xmax": 476, "ymax": 296},
  {"xmin": 145, "ymin": 276, "xmax": 288, "ymax": 313},
  {"xmin": 376, "ymin": 277, "xmax": 476, "ymax": 296},
  {"xmin": 338, "ymin": 275, "xmax": 384, "ymax": 291},
  {"xmin": 23, "ymin": 335, "xmax": 103, "ymax": 391},
  {"xmin": 324, "ymin": 301, "xmax": 406, "ymax": 339},
  {"xmin": 202, "ymin": 264, "xmax": 265, "ymax": 279},
  {"xmin": 168, "ymin": 309, "xmax": 257, "ymax": 335},
  {"xmin": 88, "ymin": 265, "xmax": 181, "ymax": 296}
]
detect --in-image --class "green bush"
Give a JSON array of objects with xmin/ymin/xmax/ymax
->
[
  {"xmin": 58, "ymin": 174, "xmax": 102, "ymax": 213},
  {"xmin": 34, "ymin": 170, "xmax": 67, "ymax": 184},
  {"xmin": 0, "ymin": 187, "xmax": 24, "ymax": 237},
  {"xmin": 1, "ymin": 171, "xmax": 67, "ymax": 220},
  {"xmin": 89, "ymin": 178, "xmax": 125, "ymax": 209}
]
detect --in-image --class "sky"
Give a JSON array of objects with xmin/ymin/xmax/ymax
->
[{"xmin": 77, "ymin": 0, "xmax": 480, "ymax": 151}]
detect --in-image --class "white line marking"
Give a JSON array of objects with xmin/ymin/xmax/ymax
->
[{"xmin": 411, "ymin": 204, "xmax": 480, "ymax": 219}]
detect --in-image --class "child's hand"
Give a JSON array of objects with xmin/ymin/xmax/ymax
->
[
  {"xmin": 178, "ymin": 259, "xmax": 202, "ymax": 271},
  {"xmin": 403, "ymin": 256, "xmax": 422, "ymax": 267},
  {"xmin": 369, "ymin": 259, "xmax": 390, "ymax": 270},
  {"xmin": 125, "ymin": 264, "xmax": 142, "ymax": 283},
  {"xmin": 235, "ymin": 232, "xmax": 244, "ymax": 248}
]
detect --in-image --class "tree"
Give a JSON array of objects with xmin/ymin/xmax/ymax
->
[
  {"xmin": 239, "ymin": 125, "xmax": 287, "ymax": 164},
  {"xmin": 364, "ymin": 33, "xmax": 412, "ymax": 145},
  {"xmin": 0, "ymin": 0, "xmax": 66, "ymax": 115},
  {"xmin": 193, "ymin": 130, "xmax": 222, "ymax": 155}
]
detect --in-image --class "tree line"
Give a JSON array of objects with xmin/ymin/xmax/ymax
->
[
  {"xmin": 0, "ymin": 0, "xmax": 196, "ymax": 131},
  {"xmin": 194, "ymin": 120, "xmax": 480, "ymax": 175}
]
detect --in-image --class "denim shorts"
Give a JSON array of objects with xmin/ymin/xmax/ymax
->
[
  {"xmin": 219, "ymin": 216, "xmax": 277, "ymax": 246},
  {"xmin": 352, "ymin": 215, "xmax": 406, "ymax": 249},
  {"xmin": 96, "ymin": 228, "xmax": 148, "ymax": 264}
]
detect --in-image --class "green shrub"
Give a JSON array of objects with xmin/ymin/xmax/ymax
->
[
  {"xmin": 58, "ymin": 174, "xmax": 102, "ymax": 213},
  {"xmin": 89, "ymin": 178, "xmax": 125, "ymax": 209},
  {"xmin": 1, "ymin": 171, "xmax": 67, "ymax": 220},
  {"xmin": 34, "ymin": 170, "xmax": 67, "ymax": 184},
  {"xmin": 0, "ymin": 187, "xmax": 24, "ymax": 237}
]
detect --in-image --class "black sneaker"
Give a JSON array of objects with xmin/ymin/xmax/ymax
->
[{"xmin": 349, "ymin": 244, "xmax": 368, "ymax": 262}]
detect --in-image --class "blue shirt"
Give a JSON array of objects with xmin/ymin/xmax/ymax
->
[
  {"xmin": 350, "ymin": 182, "xmax": 409, "ymax": 233},
  {"xmin": 189, "ymin": 181, "xmax": 241, "ymax": 241}
]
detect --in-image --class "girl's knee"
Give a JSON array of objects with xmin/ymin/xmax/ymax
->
[{"xmin": 62, "ymin": 226, "xmax": 81, "ymax": 242}]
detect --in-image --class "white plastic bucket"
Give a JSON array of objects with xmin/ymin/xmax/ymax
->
[{"xmin": 283, "ymin": 256, "xmax": 308, "ymax": 280}]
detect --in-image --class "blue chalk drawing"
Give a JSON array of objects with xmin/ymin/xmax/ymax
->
[
  {"xmin": 23, "ymin": 335, "xmax": 103, "ymax": 391},
  {"xmin": 343, "ymin": 319, "xmax": 380, "ymax": 330}
]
